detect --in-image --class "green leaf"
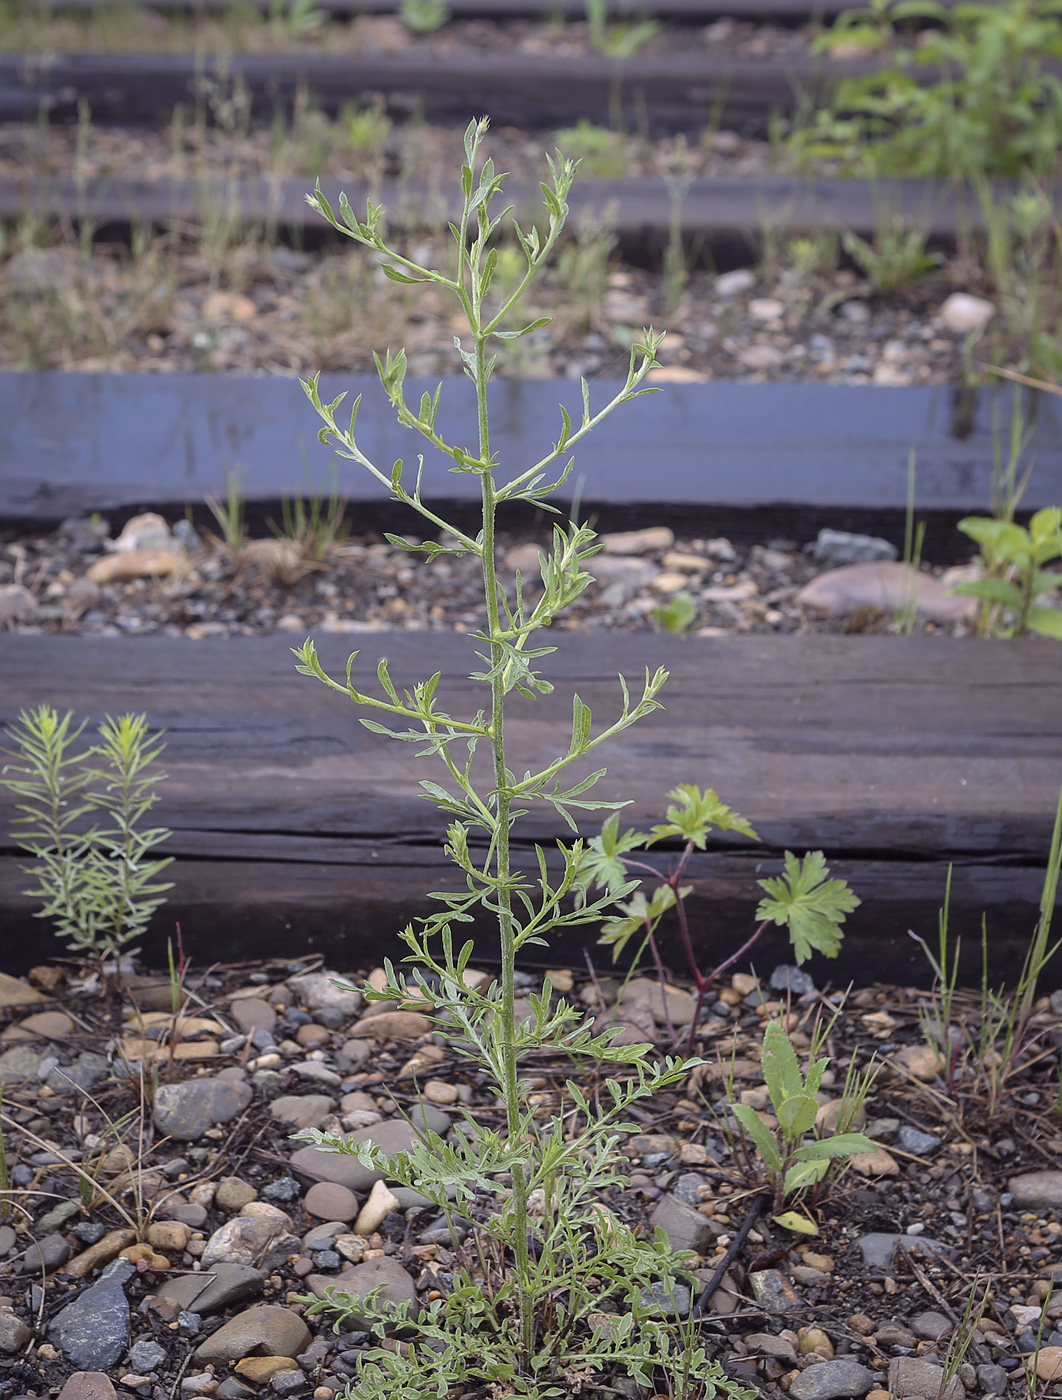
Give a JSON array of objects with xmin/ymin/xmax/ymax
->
[
  {"xmin": 776, "ymin": 1094, "xmax": 819, "ymax": 1140},
  {"xmin": 755, "ymin": 851, "xmax": 860, "ymax": 964},
  {"xmin": 951, "ymin": 578, "xmax": 1024, "ymax": 607},
  {"xmin": 773, "ymin": 1209, "xmax": 819, "ymax": 1234},
  {"xmin": 1027, "ymin": 607, "xmax": 1062, "ymax": 639},
  {"xmin": 731, "ymin": 1101, "xmax": 782, "ymax": 1173},
  {"xmin": 647, "ymin": 784, "xmax": 758, "ymax": 850},
  {"xmin": 783, "ymin": 1159, "xmax": 830, "ymax": 1196},
  {"xmin": 793, "ymin": 1131, "xmax": 875, "ymax": 1162},
  {"xmin": 760, "ymin": 1019, "xmax": 806, "ymax": 1109}
]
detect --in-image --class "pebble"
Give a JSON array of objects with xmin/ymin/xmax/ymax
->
[
  {"xmin": 1033, "ymin": 1348, "xmax": 1062, "ymax": 1382},
  {"xmin": 0, "ymin": 1044, "xmax": 44, "ymax": 1084},
  {"xmin": 21, "ymin": 1233, "xmax": 72, "ymax": 1273},
  {"xmin": 230, "ymin": 999, "xmax": 277, "ymax": 1035},
  {"xmin": 305, "ymin": 1181, "xmax": 360, "ymax": 1223},
  {"xmin": 270, "ymin": 1094, "xmax": 337, "ymax": 1130},
  {"xmin": 650, "ymin": 1194, "xmax": 716, "ymax": 1254},
  {"xmin": 296, "ymin": 1023, "xmax": 332, "ymax": 1047},
  {"xmin": 152, "ymin": 1264, "xmax": 266, "ymax": 1319},
  {"xmin": 145, "ymin": 1221, "xmax": 191, "ymax": 1252},
  {"xmin": 850, "ymin": 1148, "xmax": 900, "ymax": 1177},
  {"xmin": 813, "ymin": 529, "xmax": 898, "ymax": 568},
  {"xmin": 288, "ymin": 971, "xmax": 362, "ymax": 1019},
  {"xmin": 0, "ymin": 583, "xmax": 39, "ymax": 626},
  {"xmin": 153, "ymin": 1076, "xmax": 253, "ymax": 1140},
  {"xmin": 769, "ymin": 964, "xmax": 816, "ymax": 995},
  {"xmin": 788, "ymin": 1359, "xmax": 875, "ymax": 1400},
  {"xmin": 128, "ymin": 1338, "xmax": 167, "ymax": 1371},
  {"xmin": 422, "ymin": 1079, "xmax": 458, "ymax": 1104},
  {"xmin": 50, "ymin": 1258, "xmax": 134, "ymax": 1370},
  {"xmin": 875, "ymin": 1323, "xmax": 917, "ymax": 1348},
  {"xmin": 977, "ymin": 1364, "xmax": 1009, "ymax": 1393},
  {"xmin": 288, "ymin": 1061, "xmax": 342, "ymax": 1086},
  {"xmin": 195, "ymin": 1304, "xmax": 312, "ymax": 1363},
  {"xmin": 909, "ymin": 1311, "xmax": 951, "ymax": 1342},
  {"xmin": 893, "ymin": 1045, "xmax": 944, "ymax": 1079},
  {"xmin": 748, "ymin": 1269, "xmax": 802, "ymax": 1311},
  {"xmin": 290, "ymin": 1119, "xmax": 422, "ymax": 1192},
  {"xmin": 939, "ymin": 292, "xmax": 996, "ymax": 334},
  {"xmin": 353, "ymin": 1180, "xmax": 400, "ymax": 1235},
  {"xmin": 1008, "ymin": 1171, "xmax": 1062, "ymax": 1211},
  {"xmin": 200, "ymin": 1204, "xmax": 297, "ymax": 1270},
  {"xmin": 0, "ymin": 971, "xmax": 47, "ymax": 1007},
  {"xmin": 262, "ymin": 1177, "xmax": 302, "ymax": 1203},
  {"xmin": 86, "ymin": 548, "xmax": 186, "ymax": 584},
  {"xmin": 305, "ymin": 1257, "xmax": 418, "ymax": 1330},
  {"xmin": 889, "ymin": 1356, "xmax": 964, "ymax": 1400},
  {"xmin": 716, "ymin": 268, "xmax": 757, "ymax": 297},
  {"xmin": 1, "ymin": 1009, "xmax": 76, "ymax": 1041},
  {"xmin": 216, "ymin": 1177, "xmax": 259, "ymax": 1212},
  {"xmin": 796, "ymin": 563, "xmax": 975, "ymax": 624},
  {"xmin": 55, "ymin": 1375, "xmax": 117, "ymax": 1400},
  {"xmin": 599, "ymin": 527, "xmax": 674, "ymax": 556},
  {"xmin": 0, "ymin": 1312, "xmax": 32, "ymax": 1354},
  {"xmin": 896, "ymin": 1126, "xmax": 941, "ymax": 1155},
  {"xmin": 233, "ymin": 1357, "xmax": 299, "ymax": 1384},
  {"xmin": 746, "ymin": 1333, "xmax": 798, "ymax": 1363},
  {"xmin": 748, "ymin": 297, "xmax": 785, "ymax": 322},
  {"xmin": 36, "ymin": 1199, "xmax": 80, "ymax": 1233}
]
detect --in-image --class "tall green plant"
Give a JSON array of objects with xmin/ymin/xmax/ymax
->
[
  {"xmin": 2, "ymin": 707, "xmax": 172, "ymax": 965},
  {"xmin": 291, "ymin": 118, "xmax": 751, "ymax": 1400}
]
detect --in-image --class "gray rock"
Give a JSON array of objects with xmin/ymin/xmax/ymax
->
[
  {"xmin": 271, "ymin": 1373, "xmax": 306, "ymax": 1397},
  {"xmin": 36, "ymin": 1200, "xmax": 80, "ymax": 1233},
  {"xmin": 290, "ymin": 1119, "xmax": 421, "ymax": 1192},
  {"xmin": 978, "ymin": 1363, "xmax": 1010, "ymax": 1393},
  {"xmin": 1008, "ymin": 1171, "xmax": 1062, "ymax": 1211},
  {"xmin": 0, "ymin": 584, "xmax": 39, "ymax": 626},
  {"xmin": 671, "ymin": 1172, "xmax": 708, "ymax": 1207},
  {"xmin": 910, "ymin": 1310, "xmax": 952, "ymax": 1341},
  {"xmin": 788, "ymin": 1360, "xmax": 875, "ymax": 1400},
  {"xmin": 261, "ymin": 1177, "xmax": 302, "ymax": 1203},
  {"xmin": 153, "ymin": 1076, "xmax": 253, "ymax": 1140},
  {"xmin": 0, "ymin": 1224, "xmax": 15, "ymax": 1254},
  {"xmin": 215, "ymin": 1381, "xmax": 255, "ymax": 1400},
  {"xmin": 897, "ymin": 1126, "xmax": 942, "ymax": 1155},
  {"xmin": 745, "ymin": 1333, "xmax": 798, "ymax": 1363},
  {"xmin": 305, "ymin": 1257, "xmax": 418, "ymax": 1331},
  {"xmin": 230, "ymin": 999, "xmax": 277, "ymax": 1034},
  {"xmin": 650, "ymin": 1194, "xmax": 716, "ymax": 1254},
  {"xmin": 638, "ymin": 1281, "xmax": 692, "ymax": 1318},
  {"xmin": 128, "ymin": 1338, "xmax": 167, "ymax": 1371},
  {"xmin": 195, "ymin": 1303, "xmax": 312, "ymax": 1364},
  {"xmin": 270, "ymin": 1094, "xmax": 336, "ymax": 1131},
  {"xmin": 46, "ymin": 1052, "xmax": 110, "ymax": 1096},
  {"xmin": 769, "ymin": 964, "xmax": 815, "ymax": 996},
  {"xmin": 857, "ymin": 1232, "xmax": 951, "ymax": 1271},
  {"xmin": 813, "ymin": 529, "xmax": 898, "ymax": 568},
  {"xmin": 166, "ymin": 1202, "xmax": 209, "ymax": 1228},
  {"xmin": 0, "ymin": 1045, "xmax": 43, "ymax": 1084},
  {"xmin": 747, "ymin": 1268, "xmax": 801, "ymax": 1311},
  {"xmin": 152, "ymin": 1264, "xmax": 266, "ymax": 1319},
  {"xmin": 0, "ymin": 1311, "xmax": 32, "ymax": 1354},
  {"xmin": 21, "ymin": 1233, "xmax": 72, "ymax": 1273},
  {"xmin": 50, "ymin": 1258, "xmax": 133, "ymax": 1369},
  {"xmin": 288, "ymin": 971, "xmax": 362, "ymax": 1020},
  {"xmin": 889, "ymin": 1356, "xmax": 964, "ymax": 1400}
]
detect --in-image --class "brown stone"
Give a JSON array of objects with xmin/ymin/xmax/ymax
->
[
  {"xmin": 56, "ymin": 1374, "xmax": 117, "ymax": 1400},
  {"xmin": 296, "ymin": 1023, "xmax": 332, "ymax": 1048},
  {"xmin": 64, "ymin": 1229, "xmax": 138, "ymax": 1279},
  {"xmin": 269, "ymin": 1094, "xmax": 336, "ymax": 1130},
  {"xmin": 195, "ymin": 1303, "xmax": 311, "ymax": 1363},
  {"xmin": 345, "ymin": 1010, "xmax": 431, "ymax": 1041},
  {"xmin": 304, "ymin": 1181, "xmax": 360, "ymax": 1223},
  {"xmin": 215, "ymin": 1177, "xmax": 259, "ymax": 1212},
  {"xmin": 146, "ymin": 1221, "xmax": 191, "ymax": 1252},
  {"xmin": 229, "ymin": 998, "xmax": 276, "ymax": 1034},
  {"xmin": 0, "ymin": 1010, "xmax": 76, "ymax": 1041},
  {"xmin": 0, "ymin": 972, "xmax": 45, "ymax": 1007},
  {"xmin": 86, "ymin": 549, "xmax": 186, "ymax": 584},
  {"xmin": 234, "ymin": 1357, "xmax": 299, "ymax": 1382},
  {"xmin": 1033, "ymin": 1348, "xmax": 1062, "ymax": 1383}
]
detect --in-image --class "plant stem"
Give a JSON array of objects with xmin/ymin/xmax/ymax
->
[{"xmin": 474, "ymin": 323, "xmax": 535, "ymax": 1362}]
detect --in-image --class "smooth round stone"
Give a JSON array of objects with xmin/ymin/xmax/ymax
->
[
  {"xmin": 1, "ymin": 1011, "xmax": 76, "ymax": 1042},
  {"xmin": 788, "ymin": 1360, "xmax": 875, "ymax": 1400},
  {"xmin": 269, "ymin": 1095, "xmax": 336, "ymax": 1131},
  {"xmin": 195, "ymin": 1305, "xmax": 311, "ymax": 1364},
  {"xmin": 230, "ymin": 999, "xmax": 277, "ymax": 1035},
  {"xmin": 304, "ymin": 1182, "xmax": 360, "ymax": 1224},
  {"xmin": 215, "ymin": 1178, "xmax": 259, "ymax": 1212},
  {"xmin": 296, "ymin": 1024, "xmax": 332, "ymax": 1048}
]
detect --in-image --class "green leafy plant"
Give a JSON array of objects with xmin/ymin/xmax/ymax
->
[
  {"xmin": 1, "ymin": 707, "xmax": 173, "ymax": 967},
  {"xmin": 399, "ymin": 0, "xmax": 449, "ymax": 33},
  {"xmin": 729, "ymin": 1018, "xmax": 875, "ymax": 1212},
  {"xmin": 268, "ymin": 0, "xmax": 328, "ymax": 36},
  {"xmin": 289, "ymin": 119, "xmax": 752, "ymax": 1400},
  {"xmin": 652, "ymin": 589, "xmax": 698, "ymax": 635},
  {"xmin": 841, "ymin": 220, "xmax": 941, "ymax": 294},
  {"xmin": 585, "ymin": 0, "xmax": 659, "ymax": 59},
  {"xmin": 205, "ymin": 467, "xmax": 248, "ymax": 556},
  {"xmin": 951, "ymin": 507, "xmax": 1062, "ymax": 637},
  {"xmin": 793, "ymin": 0, "xmax": 1062, "ymax": 178},
  {"xmin": 268, "ymin": 468, "xmax": 350, "ymax": 562},
  {"xmin": 584, "ymin": 786, "xmax": 860, "ymax": 1048}
]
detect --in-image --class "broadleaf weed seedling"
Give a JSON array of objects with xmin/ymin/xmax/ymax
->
[{"xmin": 289, "ymin": 118, "xmax": 754, "ymax": 1400}]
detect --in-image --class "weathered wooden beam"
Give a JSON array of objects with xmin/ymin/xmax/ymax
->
[{"xmin": 1, "ymin": 633, "xmax": 1059, "ymax": 983}]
